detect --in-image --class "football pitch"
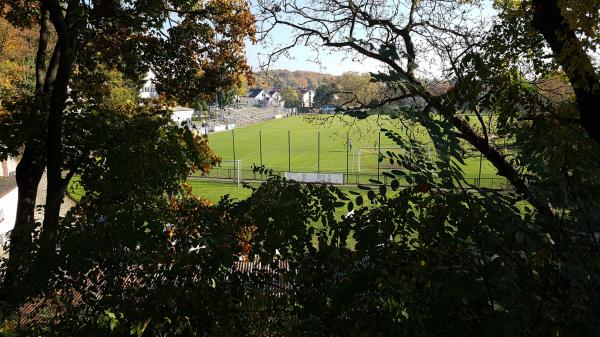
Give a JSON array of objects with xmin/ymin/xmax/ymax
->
[{"xmin": 205, "ymin": 115, "xmax": 506, "ymax": 188}]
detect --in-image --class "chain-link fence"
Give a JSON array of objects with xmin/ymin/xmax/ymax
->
[
  {"xmin": 194, "ymin": 126, "xmax": 511, "ymax": 189},
  {"xmin": 190, "ymin": 167, "xmax": 509, "ymax": 189}
]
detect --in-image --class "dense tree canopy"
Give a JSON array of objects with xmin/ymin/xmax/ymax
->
[
  {"xmin": 2, "ymin": 0, "xmax": 600, "ymax": 336},
  {"xmin": 281, "ymin": 86, "xmax": 301, "ymax": 108},
  {"xmin": 313, "ymin": 82, "xmax": 338, "ymax": 108},
  {"xmin": 251, "ymin": 0, "xmax": 600, "ymax": 335},
  {"xmin": 0, "ymin": 17, "xmax": 38, "ymax": 105},
  {"xmin": 335, "ymin": 72, "xmax": 383, "ymax": 107},
  {"xmin": 0, "ymin": 0, "xmax": 255, "ymax": 304},
  {"xmin": 254, "ymin": 69, "xmax": 335, "ymax": 88}
]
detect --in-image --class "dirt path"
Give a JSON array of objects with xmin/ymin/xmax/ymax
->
[
  {"xmin": 34, "ymin": 171, "xmax": 76, "ymax": 223},
  {"xmin": 0, "ymin": 173, "xmax": 75, "ymax": 256}
]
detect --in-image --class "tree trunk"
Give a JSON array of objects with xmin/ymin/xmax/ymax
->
[
  {"xmin": 531, "ymin": 0, "xmax": 600, "ymax": 146},
  {"xmin": 37, "ymin": 1, "xmax": 75, "ymax": 271},
  {"xmin": 4, "ymin": 3, "xmax": 51, "ymax": 301},
  {"xmin": 3, "ymin": 145, "xmax": 45, "ymax": 301}
]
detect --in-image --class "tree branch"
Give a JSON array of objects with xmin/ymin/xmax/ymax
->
[{"xmin": 263, "ymin": 1, "xmax": 556, "ymax": 218}]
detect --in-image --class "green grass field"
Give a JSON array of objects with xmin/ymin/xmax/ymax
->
[
  {"xmin": 68, "ymin": 115, "xmax": 508, "ymax": 205},
  {"xmin": 206, "ymin": 115, "xmax": 505, "ymax": 187},
  {"xmin": 188, "ymin": 179, "xmax": 256, "ymax": 201}
]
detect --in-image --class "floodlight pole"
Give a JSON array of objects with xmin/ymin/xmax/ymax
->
[
  {"xmin": 317, "ymin": 131, "xmax": 320, "ymax": 174},
  {"xmin": 346, "ymin": 133, "xmax": 349, "ymax": 184},
  {"xmin": 232, "ymin": 129, "xmax": 236, "ymax": 162},
  {"xmin": 288, "ymin": 130, "xmax": 291, "ymax": 172},
  {"xmin": 377, "ymin": 131, "xmax": 381, "ymax": 181}
]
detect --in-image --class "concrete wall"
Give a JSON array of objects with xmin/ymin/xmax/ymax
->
[
  {"xmin": 239, "ymin": 97, "xmax": 257, "ymax": 106},
  {"xmin": 1, "ymin": 157, "xmax": 17, "ymax": 177},
  {"xmin": 213, "ymin": 125, "xmax": 227, "ymax": 132},
  {"xmin": 0, "ymin": 187, "xmax": 18, "ymax": 242},
  {"xmin": 172, "ymin": 110, "xmax": 194, "ymax": 126},
  {"xmin": 284, "ymin": 172, "xmax": 344, "ymax": 185}
]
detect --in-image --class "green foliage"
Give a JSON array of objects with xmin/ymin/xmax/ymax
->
[
  {"xmin": 216, "ymin": 87, "xmax": 236, "ymax": 109},
  {"xmin": 71, "ymin": 66, "xmax": 139, "ymax": 109},
  {"xmin": 0, "ymin": 16, "xmax": 37, "ymax": 103},
  {"xmin": 0, "ymin": 0, "xmax": 256, "ymax": 299},
  {"xmin": 254, "ymin": 69, "xmax": 335, "ymax": 88},
  {"xmin": 313, "ymin": 83, "xmax": 338, "ymax": 108},
  {"xmin": 30, "ymin": 160, "xmax": 600, "ymax": 336},
  {"xmin": 64, "ymin": 105, "xmax": 217, "ymax": 202},
  {"xmin": 336, "ymin": 72, "xmax": 384, "ymax": 108},
  {"xmin": 0, "ymin": 95, "xmax": 41, "ymax": 160},
  {"xmin": 281, "ymin": 87, "xmax": 300, "ymax": 108},
  {"xmin": 192, "ymin": 97, "xmax": 209, "ymax": 112}
]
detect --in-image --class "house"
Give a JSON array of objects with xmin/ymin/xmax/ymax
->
[
  {"xmin": 298, "ymin": 88, "xmax": 315, "ymax": 108},
  {"xmin": 138, "ymin": 72, "xmax": 195, "ymax": 127},
  {"xmin": 240, "ymin": 88, "xmax": 287, "ymax": 107},
  {"xmin": 139, "ymin": 70, "xmax": 159, "ymax": 99},
  {"xmin": 267, "ymin": 89, "xmax": 285, "ymax": 107},
  {"xmin": 239, "ymin": 88, "xmax": 271, "ymax": 107}
]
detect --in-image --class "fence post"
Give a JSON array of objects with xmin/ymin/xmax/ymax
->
[
  {"xmin": 288, "ymin": 130, "xmax": 291, "ymax": 172},
  {"xmin": 377, "ymin": 131, "xmax": 381, "ymax": 182},
  {"xmin": 346, "ymin": 133, "xmax": 349, "ymax": 184}
]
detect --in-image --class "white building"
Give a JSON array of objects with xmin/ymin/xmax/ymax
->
[
  {"xmin": 239, "ymin": 88, "xmax": 270, "ymax": 107},
  {"xmin": 139, "ymin": 70, "xmax": 159, "ymax": 99},
  {"xmin": 138, "ymin": 71, "xmax": 196, "ymax": 127},
  {"xmin": 298, "ymin": 88, "xmax": 315, "ymax": 108},
  {"xmin": 267, "ymin": 89, "xmax": 285, "ymax": 107},
  {"xmin": 171, "ymin": 106, "xmax": 194, "ymax": 127},
  {"xmin": 238, "ymin": 88, "xmax": 287, "ymax": 108}
]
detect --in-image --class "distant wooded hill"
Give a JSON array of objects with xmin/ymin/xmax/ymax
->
[{"xmin": 253, "ymin": 69, "xmax": 336, "ymax": 89}]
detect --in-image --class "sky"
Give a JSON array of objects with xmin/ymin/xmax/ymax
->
[
  {"xmin": 243, "ymin": 1, "xmax": 385, "ymax": 76},
  {"xmin": 244, "ymin": 0, "xmax": 497, "ymax": 76},
  {"xmin": 245, "ymin": 38, "xmax": 384, "ymax": 76}
]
